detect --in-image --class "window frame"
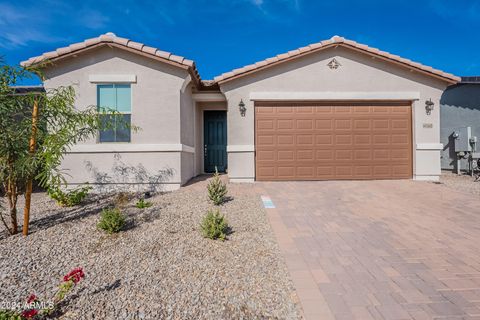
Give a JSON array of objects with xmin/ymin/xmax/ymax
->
[{"xmin": 97, "ymin": 83, "xmax": 132, "ymax": 143}]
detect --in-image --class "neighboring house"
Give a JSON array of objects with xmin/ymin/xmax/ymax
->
[
  {"xmin": 440, "ymin": 77, "xmax": 480, "ymax": 171},
  {"xmin": 22, "ymin": 33, "xmax": 460, "ymax": 191}
]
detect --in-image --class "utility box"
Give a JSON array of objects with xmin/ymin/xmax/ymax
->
[{"xmin": 454, "ymin": 126, "xmax": 472, "ymax": 153}]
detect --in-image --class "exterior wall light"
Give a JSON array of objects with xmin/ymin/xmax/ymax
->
[
  {"xmin": 239, "ymin": 99, "xmax": 246, "ymax": 117},
  {"xmin": 425, "ymin": 98, "xmax": 435, "ymax": 115}
]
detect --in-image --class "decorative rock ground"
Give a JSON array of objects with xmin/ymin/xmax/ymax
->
[{"xmin": 0, "ymin": 177, "xmax": 301, "ymax": 319}]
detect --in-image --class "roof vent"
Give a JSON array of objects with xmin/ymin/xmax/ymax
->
[{"xmin": 105, "ymin": 32, "xmax": 116, "ymax": 37}]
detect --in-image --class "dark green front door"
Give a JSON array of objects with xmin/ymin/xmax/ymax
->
[{"xmin": 204, "ymin": 111, "xmax": 227, "ymax": 173}]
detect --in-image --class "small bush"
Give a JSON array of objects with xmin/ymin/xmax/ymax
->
[
  {"xmin": 207, "ymin": 167, "xmax": 227, "ymax": 205},
  {"xmin": 0, "ymin": 310, "xmax": 21, "ymax": 320},
  {"xmin": 135, "ymin": 198, "xmax": 153, "ymax": 209},
  {"xmin": 114, "ymin": 192, "xmax": 132, "ymax": 208},
  {"xmin": 97, "ymin": 208, "xmax": 126, "ymax": 234},
  {"xmin": 47, "ymin": 185, "xmax": 91, "ymax": 207},
  {"xmin": 200, "ymin": 209, "xmax": 229, "ymax": 241}
]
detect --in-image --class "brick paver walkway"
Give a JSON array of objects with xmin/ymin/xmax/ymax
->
[{"xmin": 257, "ymin": 180, "xmax": 480, "ymax": 320}]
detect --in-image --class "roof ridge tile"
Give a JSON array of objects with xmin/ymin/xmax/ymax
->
[{"xmin": 213, "ymin": 36, "xmax": 460, "ymax": 83}]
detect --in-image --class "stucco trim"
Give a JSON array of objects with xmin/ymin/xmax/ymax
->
[
  {"xmin": 416, "ymin": 143, "xmax": 443, "ymax": 150},
  {"xmin": 226, "ymin": 145, "xmax": 255, "ymax": 152},
  {"xmin": 88, "ymin": 74, "xmax": 137, "ymax": 83},
  {"xmin": 68, "ymin": 144, "xmax": 195, "ymax": 153},
  {"xmin": 192, "ymin": 93, "xmax": 227, "ymax": 102},
  {"xmin": 249, "ymin": 91, "xmax": 421, "ymax": 101}
]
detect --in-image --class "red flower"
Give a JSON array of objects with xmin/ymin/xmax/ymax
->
[
  {"xmin": 26, "ymin": 294, "xmax": 37, "ymax": 304},
  {"xmin": 21, "ymin": 308, "xmax": 38, "ymax": 318},
  {"xmin": 63, "ymin": 267, "xmax": 85, "ymax": 284}
]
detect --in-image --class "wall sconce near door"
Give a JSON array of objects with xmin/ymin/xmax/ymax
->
[
  {"xmin": 239, "ymin": 99, "xmax": 246, "ymax": 117},
  {"xmin": 425, "ymin": 98, "xmax": 435, "ymax": 115}
]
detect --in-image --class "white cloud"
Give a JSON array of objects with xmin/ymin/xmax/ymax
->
[{"xmin": 0, "ymin": 1, "xmax": 109, "ymax": 49}]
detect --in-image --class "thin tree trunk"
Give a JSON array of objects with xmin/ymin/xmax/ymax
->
[
  {"xmin": 23, "ymin": 97, "xmax": 39, "ymax": 236},
  {"xmin": 0, "ymin": 206, "xmax": 13, "ymax": 235},
  {"xmin": 6, "ymin": 177, "xmax": 18, "ymax": 234}
]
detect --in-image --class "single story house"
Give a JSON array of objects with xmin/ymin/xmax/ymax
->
[
  {"xmin": 440, "ymin": 77, "xmax": 480, "ymax": 171},
  {"xmin": 22, "ymin": 33, "xmax": 460, "ymax": 191}
]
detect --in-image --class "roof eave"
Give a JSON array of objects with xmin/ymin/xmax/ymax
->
[
  {"xmin": 21, "ymin": 39, "xmax": 202, "ymax": 88},
  {"xmin": 215, "ymin": 42, "xmax": 460, "ymax": 85}
]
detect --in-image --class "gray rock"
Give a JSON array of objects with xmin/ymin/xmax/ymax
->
[{"xmin": 0, "ymin": 177, "xmax": 301, "ymax": 319}]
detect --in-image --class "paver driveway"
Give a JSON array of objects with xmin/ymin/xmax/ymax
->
[{"xmin": 256, "ymin": 180, "xmax": 480, "ymax": 320}]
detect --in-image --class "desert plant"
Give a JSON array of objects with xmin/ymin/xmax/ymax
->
[
  {"xmin": 135, "ymin": 198, "xmax": 152, "ymax": 209},
  {"xmin": 97, "ymin": 208, "xmax": 126, "ymax": 234},
  {"xmin": 0, "ymin": 267, "xmax": 84, "ymax": 319},
  {"xmin": 0, "ymin": 310, "xmax": 21, "ymax": 320},
  {"xmin": 47, "ymin": 185, "xmax": 91, "ymax": 207},
  {"xmin": 207, "ymin": 167, "xmax": 227, "ymax": 205},
  {"xmin": 200, "ymin": 208, "xmax": 229, "ymax": 241},
  {"xmin": 0, "ymin": 60, "xmax": 136, "ymax": 235},
  {"xmin": 114, "ymin": 192, "xmax": 132, "ymax": 208}
]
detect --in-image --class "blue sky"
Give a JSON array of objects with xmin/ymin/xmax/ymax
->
[{"xmin": 1, "ymin": 0, "xmax": 479, "ymax": 85}]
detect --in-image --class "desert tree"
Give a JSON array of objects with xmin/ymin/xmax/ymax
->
[{"xmin": 0, "ymin": 60, "xmax": 126, "ymax": 235}]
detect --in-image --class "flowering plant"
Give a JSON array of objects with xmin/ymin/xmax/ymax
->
[{"xmin": 0, "ymin": 268, "xmax": 85, "ymax": 319}]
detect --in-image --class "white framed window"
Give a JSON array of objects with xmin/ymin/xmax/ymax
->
[{"xmin": 97, "ymin": 84, "xmax": 131, "ymax": 143}]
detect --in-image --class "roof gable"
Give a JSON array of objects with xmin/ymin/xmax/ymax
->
[
  {"xmin": 21, "ymin": 33, "xmax": 201, "ymax": 86},
  {"xmin": 213, "ymin": 36, "xmax": 460, "ymax": 84}
]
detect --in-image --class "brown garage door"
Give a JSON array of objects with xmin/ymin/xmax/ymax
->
[{"xmin": 255, "ymin": 102, "xmax": 412, "ymax": 181}]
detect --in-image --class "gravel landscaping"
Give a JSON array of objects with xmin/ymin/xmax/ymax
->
[
  {"xmin": 439, "ymin": 170, "xmax": 480, "ymax": 195},
  {"xmin": 0, "ymin": 177, "xmax": 301, "ymax": 319}
]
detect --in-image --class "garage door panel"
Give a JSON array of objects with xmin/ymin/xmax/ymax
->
[
  {"xmin": 392, "ymin": 119, "xmax": 409, "ymax": 129},
  {"xmin": 296, "ymin": 106, "xmax": 314, "ymax": 113},
  {"xmin": 315, "ymin": 106, "xmax": 334, "ymax": 113},
  {"xmin": 296, "ymin": 119, "xmax": 314, "ymax": 130},
  {"xmin": 355, "ymin": 135, "xmax": 371, "ymax": 145},
  {"xmin": 354, "ymin": 119, "xmax": 371, "ymax": 130},
  {"xmin": 275, "ymin": 136, "xmax": 293, "ymax": 146},
  {"xmin": 277, "ymin": 150, "xmax": 295, "ymax": 161},
  {"xmin": 316, "ymin": 150, "xmax": 334, "ymax": 160},
  {"xmin": 316, "ymin": 135, "xmax": 333, "ymax": 145},
  {"xmin": 336, "ymin": 135, "xmax": 352, "ymax": 145},
  {"xmin": 257, "ymin": 135, "xmax": 275, "ymax": 146},
  {"xmin": 277, "ymin": 166, "xmax": 295, "ymax": 178},
  {"xmin": 335, "ymin": 119, "xmax": 352, "ymax": 130},
  {"xmin": 297, "ymin": 150, "xmax": 314, "ymax": 160},
  {"xmin": 354, "ymin": 166, "xmax": 373, "ymax": 176},
  {"xmin": 354, "ymin": 150, "xmax": 372, "ymax": 161},
  {"xmin": 277, "ymin": 107, "xmax": 294, "ymax": 113},
  {"xmin": 277, "ymin": 119, "xmax": 294, "ymax": 129},
  {"xmin": 256, "ymin": 150, "xmax": 275, "ymax": 161},
  {"xmin": 257, "ymin": 119, "xmax": 275, "ymax": 130},
  {"xmin": 335, "ymin": 106, "xmax": 352, "ymax": 113},
  {"xmin": 255, "ymin": 103, "xmax": 412, "ymax": 181},
  {"xmin": 316, "ymin": 119, "xmax": 333, "ymax": 130},
  {"xmin": 297, "ymin": 135, "xmax": 314, "ymax": 145}
]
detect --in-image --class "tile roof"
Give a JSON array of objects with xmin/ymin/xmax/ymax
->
[
  {"xmin": 213, "ymin": 35, "xmax": 460, "ymax": 84},
  {"xmin": 21, "ymin": 32, "xmax": 201, "ymax": 84}
]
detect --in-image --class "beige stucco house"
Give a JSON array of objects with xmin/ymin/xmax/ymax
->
[{"xmin": 22, "ymin": 33, "xmax": 460, "ymax": 191}]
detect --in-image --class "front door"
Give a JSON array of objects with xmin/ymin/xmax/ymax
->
[{"xmin": 204, "ymin": 111, "xmax": 227, "ymax": 173}]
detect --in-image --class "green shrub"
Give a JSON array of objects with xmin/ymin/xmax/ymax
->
[
  {"xmin": 97, "ymin": 208, "xmax": 126, "ymax": 234},
  {"xmin": 47, "ymin": 184, "xmax": 91, "ymax": 207},
  {"xmin": 200, "ymin": 209, "xmax": 229, "ymax": 241},
  {"xmin": 135, "ymin": 198, "xmax": 153, "ymax": 209},
  {"xmin": 207, "ymin": 167, "xmax": 227, "ymax": 205},
  {"xmin": 0, "ymin": 310, "xmax": 21, "ymax": 320}
]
